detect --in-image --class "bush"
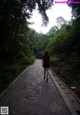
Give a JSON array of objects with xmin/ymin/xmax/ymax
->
[
  {"xmin": 0, "ymin": 55, "xmax": 35, "ymax": 93},
  {"xmin": 50, "ymin": 56, "xmax": 60, "ymax": 66},
  {"xmin": 21, "ymin": 55, "xmax": 35, "ymax": 65},
  {"xmin": 17, "ymin": 51, "xmax": 26, "ymax": 59}
]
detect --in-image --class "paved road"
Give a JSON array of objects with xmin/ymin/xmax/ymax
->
[{"xmin": 0, "ymin": 59, "xmax": 72, "ymax": 115}]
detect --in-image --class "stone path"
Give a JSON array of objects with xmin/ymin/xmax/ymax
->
[{"xmin": 0, "ymin": 59, "xmax": 72, "ymax": 115}]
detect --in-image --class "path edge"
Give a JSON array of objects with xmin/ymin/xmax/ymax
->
[
  {"xmin": 49, "ymin": 70, "xmax": 78, "ymax": 115},
  {"xmin": 0, "ymin": 65, "xmax": 31, "ymax": 100}
]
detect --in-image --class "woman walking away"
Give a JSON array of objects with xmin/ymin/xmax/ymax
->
[{"xmin": 42, "ymin": 51, "xmax": 50, "ymax": 82}]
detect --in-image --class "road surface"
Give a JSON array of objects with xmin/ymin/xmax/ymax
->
[{"xmin": 0, "ymin": 59, "xmax": 75, "ymax": 115}]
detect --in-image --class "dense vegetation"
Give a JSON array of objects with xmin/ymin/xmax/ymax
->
[
  {"xmin": 0, "ymin": 0, "xmax": 54, "ymax": 92},
  {"xmin": 0, "ymin": 0, "xmax": 80, "ymax": 98},
  {"xmin": 31, "ymin": 17, "xmax": 80, "ymax": 97},
  {"xmin": 49, "ymin": 18, "xmax": 80, "ymax": 98}
]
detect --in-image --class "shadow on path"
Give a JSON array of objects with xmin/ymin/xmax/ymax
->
[{"xmin": 0, "ymin": 59, "xmax": 72, "ymax": 115}]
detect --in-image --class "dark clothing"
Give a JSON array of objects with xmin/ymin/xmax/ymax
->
[{"xmin": 43, "ymin": 55, "xmax": 50, "ymax": 68}]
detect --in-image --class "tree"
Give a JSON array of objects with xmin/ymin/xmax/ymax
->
[
  {"xmin": 68, "ymin": 0, "xmax": 80, "ymax": 18},
  {"xmin": 48, "ymin": 26, "xmax": 59, "ymax": 35},
  {"xmin": 56, "ymin": 17, "xmax": 67, "ymax": 28},
  {"xmin": 0, "ymin": 0, "xmax": 54, "ymax": 60}
]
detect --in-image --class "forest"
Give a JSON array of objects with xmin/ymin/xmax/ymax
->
[{"xmin": 0, "ymin": 0, "xmax": 80, "ymax": 98}]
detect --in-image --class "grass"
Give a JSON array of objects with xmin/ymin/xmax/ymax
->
[
  {"xmin": 51, "ymin": 55, "xmax": 80, "ymax": 98},
  {"xmin": 0, "ymin": 56, "xmax": 35, "ymax": 94}
]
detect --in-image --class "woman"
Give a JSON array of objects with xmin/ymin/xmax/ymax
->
[{"xmin": 42, "ymin": 51, "xmax": 50, "ymax": 82}]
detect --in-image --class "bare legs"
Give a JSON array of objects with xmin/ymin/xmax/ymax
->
[{"xmin": 44, "ymin": 68, "xmax": 49, "ymax": 82}]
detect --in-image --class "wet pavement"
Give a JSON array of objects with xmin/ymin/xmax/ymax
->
[{"xmin": 0, "ymin": 59, "xmax": 72, "ymax": 115}]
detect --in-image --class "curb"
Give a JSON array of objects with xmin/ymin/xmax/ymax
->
[
  {"xmin": 0, "ymin": 65, "xmax": 30, "ymax": 100},
  {"xmin": 56, "ymin": 75, "xmax": 80, "ymax": 105},
  {"xmin": 49, "ymin": 70, "xmax": 78, "ymax": 115}
]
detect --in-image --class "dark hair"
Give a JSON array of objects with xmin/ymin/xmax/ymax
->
[{"xmin": 44, "ymin": 51, "xmax": 49, "ymax": 56}]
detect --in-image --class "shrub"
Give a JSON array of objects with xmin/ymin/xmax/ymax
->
[{"xmin": 50, "ymin": 56, "xmax": 60, "ymax": 66}]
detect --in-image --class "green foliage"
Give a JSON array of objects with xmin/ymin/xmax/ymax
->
[
  {"xmin": 47, "ymin": 18, "xmax": 80, "ymax": 97},
  {"xmin": 0, "ymin": 0, "xmax": 80, "ymax": 98},
  {"xmin": 31, "ymin": 17, "xmax": 80, "ymax": 97},
  {"xmin": 50, "ymin": 55, "xmax": 60, "ymax": 66},
  {"xmin": 0, "ymin": 54, "xmax": 35, "ymax": 93},
  {"xmin": 25, "ymin": 55, "xmax": 36, "ymax": 65}
]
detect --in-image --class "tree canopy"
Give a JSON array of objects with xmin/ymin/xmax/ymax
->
[
  {"xmin": 0, "ymin": 0, "xmax": 80, "ymax": 97},
  {"xmin": 68, "ymin": 0, "xmax": 80, "ymax": 18}
]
